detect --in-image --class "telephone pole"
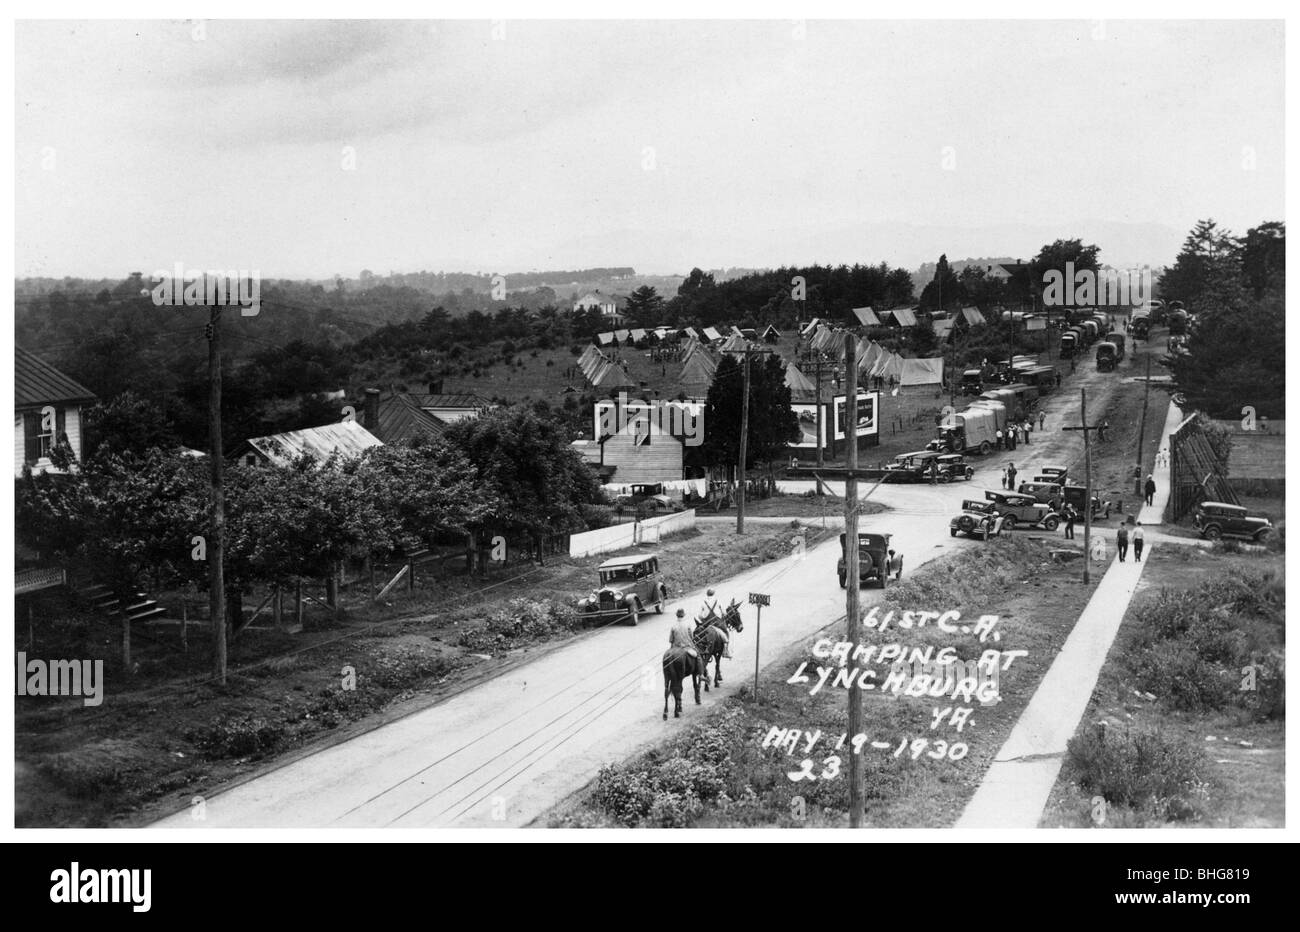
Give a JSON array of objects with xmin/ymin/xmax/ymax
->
[
  {"xmin": 1133, "ymin": 354, "xmax": 1152, "ymax": 497},
  {"xmin": 207, "ymin": 304, "xmax": 227, "ymax": 683},
  {"xmin": 1061, "ymin": 387, "xmax": 1102, "ymax": 584},
  {"xmin": 737, "ymin": 351, "xmax": 751, "ymax": 535},
  {"xmin": 842, "ymin": 332, "xmax": 863, "ymax": 828},
  {"xmin": 814, "ymin": 358, "xmax": 825, "ymax": 469},
  {"xmin": 735, "ymin": 346, "xmax": 774, "ymax": 534}
]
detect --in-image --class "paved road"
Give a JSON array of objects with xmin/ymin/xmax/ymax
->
[{"xmin": 154, "ymin": 340, "xmax": 1151, "ymax": 829}]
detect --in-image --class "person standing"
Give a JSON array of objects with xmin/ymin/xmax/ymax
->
[
  {"xmin": 1023, "ymin": 420, "xmax": 1031, "ymax": 445},
  {"xmin": 1132, "ymin": 522, "xmax": 1145, "ymax": 562},
  {"xmin": 1116, "ymin": 523, "xmax": 1129, "ymax": 562},
  {"xmin": 1001, "ymin": 466, "xmax": 1008, "ymax": 490},
  {"xmin": 1144, "ymin": 474, "xmax": 1157, "ymax": 506},
  {"xmin": 1063, "ymin": 503, "xmax": 1077, "ymax": 539},
  {"xmin": 1055, "ymin": 370, "xmax": 1062, "ymax": 388},
  {"xmin": 1006, "ymin": 462, "xmax": 1017, "ymax": 492},
  {"xmin": 996, "ymin": 429, "xmax": 1004, "ymax": 450},
  {"xmin": 1038, "ymin": 410, "xmax": 1046, "ymax": 431}
]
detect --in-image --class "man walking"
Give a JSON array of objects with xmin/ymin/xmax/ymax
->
[
  {"xmin": 1038, "ymin": 410, "xmax": 1046, "ymax": 431},
  {"xmin": 1006, "ymin": 462, "xmax": 1017, "ymax": 492},
  {"xmin": 1144, "ymin": 474, "xmax": 1157, "ymax": 506},
  {"xmin": 1116, "ymin": 523, "xmax": 1129, "ymax": 562},
  {"xmin": 1132, "ymin": 522, "xmax": 1145, "ymax": 562},
  {"xmin": 1063, "ymin": 503, "xmax": 1077, "ymax": 539}
]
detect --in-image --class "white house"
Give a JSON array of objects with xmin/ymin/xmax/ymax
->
[
  {"xmin": 15, "ymin": 347, "xmax": 96, "ymax": 476},
  {"xmin": 573, "ymin": 290, "xmax": 629, "ymax": 324}
]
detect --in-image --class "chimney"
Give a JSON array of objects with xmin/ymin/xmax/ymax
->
[
  {"xmin": 428, "ymin": 378, "xmax": 443, "ymax": 395},
  {"xmin": 364, "ymin": 388, "xmax": 380, "ymax": 432}
]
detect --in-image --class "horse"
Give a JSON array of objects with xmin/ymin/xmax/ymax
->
[
  {"xmin": 694, "ymin": 599, "xmax": 744, "ymax": 688},
  {"xmin": 662, "ymin": 647, "xmax": 703, "ymax": 720}
]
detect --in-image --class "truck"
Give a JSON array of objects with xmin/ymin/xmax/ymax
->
[
  {"xmin": 1130, "ymin": 308, "xmax": 1151, "ymax": 339},
  {"xmin": 1168, "ymin": 308, "xmax": 1188, "ymax": 335},
  {"xmin": 980, "ymin": 383, "xmax": 1038, "ymax": 421},
  {"xmin": 1105, "ymin": 331, "xmax": 1127, "ymax": 359},
  {"xmin": 960, "ymin": 368, "xmax": 984, "ymax": 395},
  {"xmin": 1059, "ymin": 331, "xmax": 1078, "ymax": 358},
  {"xmin": 1080, "ymin": 320, "xmax": 1099, "ymax": 344},
  {"xmin": 932, "ymin": 403, "xmax": 1004, "ymax": 455},
  {"xmin": 1096, "ymin": 341, "xmax": 1120, "ymax": 371},
  {"xmin": 1021, "ymin": 365, "xmax": 1058, "ymax": 393}
]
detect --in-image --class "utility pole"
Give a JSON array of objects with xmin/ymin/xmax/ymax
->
[
  {"xmin": 737, "ymin": 351, "xmax": 751, "ymax": 535},
  {"xmin": 1061, "ymin": 387, "xmax": 1103, "ymax": 584},
  {"xmin": 207, "ymin": 304, "xmax": 227, "ymax": 683},
  {"xmin": 1133, "ymin": 354, "xmax": 1152, "ymax": 497},
  {"xmin": 734, "ymin": 346, "xmax": 774, "ymax": 534},
  {"xmin": 843, "ymin": 332, "xmax": 863, "ymax": 828},
  {"xmin": 814, "ymin": 358, "xmax": 825, "ymax": 469}
]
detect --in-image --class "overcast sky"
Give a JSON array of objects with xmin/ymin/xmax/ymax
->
[{"xmin": 15, "ymin": 18, "xmax": 1284, "ymax": 279}]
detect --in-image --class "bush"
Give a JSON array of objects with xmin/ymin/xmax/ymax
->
[
  {"xmin": 457, "ymin": 598, "xmax": 577, "ymax": 652},
  {"xmin": 188, "ymin": 715, "xmax": 285, "ymax": 759},
  {"xmin": 1065, "ymin": 727, "xmax": 1210, "ymax": 824}
]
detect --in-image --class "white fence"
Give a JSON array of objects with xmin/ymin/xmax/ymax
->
[{"xmin": 568, "ymin": 509, "xmax": 697, "ymax": 558}]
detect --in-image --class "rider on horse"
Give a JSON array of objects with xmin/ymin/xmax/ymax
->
[
  {"xmin": 697, "ymin": 588, "xmax": 732, "ymax": 658},
  {"xmin": 669, "ymin": 608, "xmax": 699, "ymax": 658}
]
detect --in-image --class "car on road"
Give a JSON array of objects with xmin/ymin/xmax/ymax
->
[
  {"xmin": 1017, "ymin": 480, "xmax": 1063, "ymax": 505},
  {"xmin": 881, "ymin": 450, "xmax": 944, "ymax": 482},
  {"xmin": 949, "ymin": 499, "xmax": 1001, "ymax": 539},
  {"xmin": 1192, "ymin": 502, "xmax": 1275, "ymax": 542},
  {"xmin": 837, "ymin": 532, "xmax": 903, "ymax": 588},
  {"xmin": 935, "ymin": 453, "xmax": 975, "ymax": 482},
  {"xmin": 1061, "ymin": 484, "xmax": 1111, "ymax": 519},
  {"xmin": 1038, "ymin": 466, "xmax": 1069, "ymax": 485},
  {"xmin": 577, "ymin": 553, "xmax": 667, "ymax": 626},
  {"xmin": 982, "ymin": 490, "xmax": 1062, "ymax": 531}
]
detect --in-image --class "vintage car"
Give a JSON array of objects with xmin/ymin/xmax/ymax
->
[
  {"xmin": 982, "ymin": 490, "xmax": 1062, "ymax": 531},
  {"xmin": 949, "ymin": 499, "xmax": 1000, "ymax": 539},
  {"xmin": 935, "ymin": 453, "xmax": 975, "ymax": 482},
  {"xmin": 837, "ymin": 532, "xmax": 903, "ymax": 588},
  {"xmin": 881, "ymin": 450, "xmax": 944, "ymax": 482},
  {"xmin": 1061, "ymin": 484, "xmax": 1110, "ymax": 519},
  {"xmin": 1192, "ymin": 502, "xmax": 1274, "ymax": 542},
  {"xmin": 1038, "ymin": 466, "xmax": 1069, "ymax": 485},
  {"xmin": 577, "ymin": 553, "xmax": 667, "ymax": 626},
  {"xmin": 1017, "ymin": 480, "xmax": 1064, "ymax": 505}
]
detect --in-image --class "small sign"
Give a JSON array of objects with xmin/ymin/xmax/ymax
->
[{"xmin": 749, "ymin": 592, "xmax": 771, "ymax": 606}]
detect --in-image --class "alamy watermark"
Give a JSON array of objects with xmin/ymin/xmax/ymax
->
[
  {"xmin": 594, "ymin": 392, "xmax": 704, "ymax": 446},
  {"xmin": 1042, "ymin": 262, "xmax": 1152, "ymax": 308},
  {"xmin": 149, "ymin": 262, "xmax": 261, "ymax": 315},
  {"xmin": 16, "ymin": 652, "xmax": 104, "ymax": 707}
]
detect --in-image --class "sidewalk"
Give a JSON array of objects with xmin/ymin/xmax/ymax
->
[{"xmin": 956, "ymin": 400, "xmax": 1182, "ymax": 829}]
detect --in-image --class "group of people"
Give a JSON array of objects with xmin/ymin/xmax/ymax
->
[
  {"xmin": 1116, "ymin": 521, "xmax": 1146, "ymax": 562},
  {"xmin": 668, "ymin": 588, "xmax": 732, "ymax": 660}
]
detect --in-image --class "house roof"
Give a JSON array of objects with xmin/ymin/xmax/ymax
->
[
  {"xmin": 245, "ymin": 420, "xmax": 383, "ymax": 467},
  {"xmin": 959, "ymin": 306, "xmax": 986, "ymax": 326},
  {"xmin": 15, "ymin": 347, "xmax": 96, "ymax": 408},
  {"xmin": 372, "ymin": 393, "xmax": 447, "ymax": 444},
  {"xmin": 409, "ymin": 393, "xmax": 492, "ymax": 410}
]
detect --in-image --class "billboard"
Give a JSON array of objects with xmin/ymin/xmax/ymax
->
[
  {"xmin": 790, "ymin": 403, "xmax": 825, "ymax": 448},
  {"xmin": 833, "ymin": 391, "xmax": 880, "ymax": 440}
]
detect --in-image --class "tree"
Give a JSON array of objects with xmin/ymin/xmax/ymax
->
[
  {"xmin": 1031, "ymin": 238, "xmax": 1101, "ymax": 312},
  {"xmin": 1166, "ymin": 294, "xmax": 1284, "ymax": 418},
  {"xmin": 443, "ymin": 405, "xmax": 606, "ymax": 541},
  {"xmin": 1158, "ymin": 219, "xmax": 1246, "ymax": 312},
  {"xmin": 624, "ymin": 285, "xmax": 665, "ymax": 326},
  {"xmin": 1238, "ymin": 221, "xmax": 1285, "ymax": 300},
  {"xmin": 918, "ymin": 255, "xmax": 965, "ymax": 311},
  {"xmin": 82, "ymin": 392, "xmax": 179, "ymax": 460},
  {"xmin": 701, "ymin": 354, "xmax": 799, "ymax": 476}
]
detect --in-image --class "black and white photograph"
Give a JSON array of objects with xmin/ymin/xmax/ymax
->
[{"xmin": 5, "ymin": 6, "xmax": 1292, "ymax": 876}]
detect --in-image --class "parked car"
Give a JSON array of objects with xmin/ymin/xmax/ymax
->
[
  {"xmin": 1192, "ymin": 502, "xmax": 1274, "ymax": 542},
  {"xmin": 881, "ymin": 450, "xmax": 944, "ymax": 482},
  {"xmin": 1061, "ymin": 484, "xmax": 1111, "ymax": 519},
  {"xmin": 935, "ymin": 453, "xmax": 975, "ymax": 482},
  {"xmin": 982, "ymin": 490, "xmax": 1062, "ymax": 531},
  {"xmin": 1038, "ymin": 466, "xmax": 1069, "ymax": 485},
  {"xmin": 837, "ymin": 532, "xmax": 903, "ymax": 588},
  {"xmin": 949, "ymin": 500, "xmax": 1000, "ymax": 539},
  {"xmin": 577, "ymin": 553, "xmax": 667, "ymax": 626},
  {"xmin": 1017, "ymin": 480, "xmax": 1063, "ymax": 505}
]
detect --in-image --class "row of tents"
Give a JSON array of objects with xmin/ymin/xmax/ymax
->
[
  {"xmin": 803, "ymin": 322, "xmax": 945, "ymax": 387},
  {"xmin": 576, "ymin": 344, "xmax": 636, "ymax": 389},
  {"xmin": 594, "ymin": 323, "xmax": 782, "ymax": 348}
]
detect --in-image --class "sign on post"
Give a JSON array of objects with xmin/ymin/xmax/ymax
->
[{"xmin": 749, "ymin": 593, "xmax": 769, "ymax": 699}]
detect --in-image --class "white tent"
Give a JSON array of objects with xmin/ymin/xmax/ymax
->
[{"xmin": 899, "ymin": 357, "xmax": 944, "ymax": 386}]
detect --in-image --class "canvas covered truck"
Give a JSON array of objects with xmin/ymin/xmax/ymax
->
[
  {"xmin": 1130, "ymin": 308, "xmax": 1151, "ymax": 339},
  {"xmin": 1059, "ymin": 331, "xmax": 1078, "ymax": 358},
  {"xmin": 1096, "ymin": 341, "xmax": 1120, "ymax": 371},
  {"xmin": 960, "ymin": 369, "xmax": 984, "ymax": 395},
  {"xmin": 930, "ymin": 403, "xmax": 1003, "ymax": 455}
]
